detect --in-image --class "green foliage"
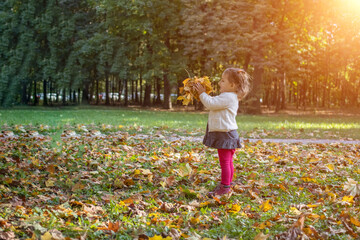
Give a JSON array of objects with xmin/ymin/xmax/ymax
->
[{"xmin": 0, "ymin": 0, "xmax": 359, "ymax": 109}]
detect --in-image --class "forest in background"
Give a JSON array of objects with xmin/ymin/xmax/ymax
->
[{"xmin": 0, "ymin": 0, "xmax": 359, "ymax": 113}]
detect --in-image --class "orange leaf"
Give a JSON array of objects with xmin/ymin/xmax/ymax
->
[
  {"xmin": 350, "ymin": 217, "xmax": 360, "ymax": 227},
  {"xmin": 98, "ymin": 221, "xmax": 120, "ymax": 232}
]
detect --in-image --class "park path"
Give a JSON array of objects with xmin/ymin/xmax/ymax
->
[
  {"xmin": 243, "ymin": 138, "xmax": 360, "ymax": 144},
  {"xmin": 157, "ymin": 135, "xmax": 360, "ymax": 145}
]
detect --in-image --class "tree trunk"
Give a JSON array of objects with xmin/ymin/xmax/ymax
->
[
  {"xmin": 111, "ymin": 75, "xmax": 116, "ymax": 105},
  {"xmin": 69, "ymin": 88, "xmax": 72, "ymax": 103},
  {"xmin": 124, "ymin": 79, "xmax": 129, "ymax": 107},
  {"xmin": 82, "ymin": 82, "xmax": 90, "ymax": 105},
  {"xmin": 21, "ymin": 81, "xmax": 27, "ymax": 105},
  {"xmin": 78, "ymin": 88, "xmax": 81, "ymax": 104},
  {"xmin": 143, "ymin": 82, "xmax": 152, "ymax": 107},
  {"xmin": 105, "ymin": 69, "xmax": 110, "ymax": 105},
  {"xmin": 49, "ymin": 81, "xmax": 53, "ymax": 106},
  {"xmin": 155, "ymin": 78, "xmax": 162, "ymax": 105},
  {"xmin": 73, "ymin": 90, "xmax": 76, "ymax": 104},
  {"xmin": 117, "ymin": 77, "xmax": 123, "ymax": 104},
  {"xmin": 62, "ymin": 88, "xmax": 66, "ymax": 105},
  {"xmin": 33, "ymin": 80, "xmax": 38, "ymax": 106},
  {"xmin": 139, "ymin": 72, "xmax": 143, "ymax": 105},
  {"xmin": 135, "ymin": 78, "xmax": 139, "ymax": 104},
  {"xmin": 243, "ymin": 53, "xmax": 251, "ymax": 71},
  {"xmin": 131, "ymin": 79, "xmax": 135, "ymax": 102},
  {"xmin": 96, "ymin": 78, "xmax": 99, "ymax": 105},
  {"xmin": 280, "ymin": 72, "xmax": 286, "ymax": 110},
  {"xmin": 27, "ymin": 80, "xmax": 32, "ymax": 104},
  {"xmin": 246, "ymin": 66, "xmax": 263, "ymax": 114},
  {"xmin": 163, "ymin": 72, "xmax": 172, "ymax": 109},
  {"xmin": 43, "ymin": 79, "xmax": 48, "ymax": 106}
]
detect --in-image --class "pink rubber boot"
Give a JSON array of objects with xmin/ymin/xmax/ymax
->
[{"xmin": 207, "ymin": 184, "xmax": 231, "ymax": 197}]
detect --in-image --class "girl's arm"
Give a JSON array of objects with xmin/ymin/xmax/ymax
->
[
  {"xmin": 194, "ymin": 83, "xmax": 231, "ymax": 110},
  {"xmin": 199, "ymin": 93, "xmax": 231, "ymax": 110}
]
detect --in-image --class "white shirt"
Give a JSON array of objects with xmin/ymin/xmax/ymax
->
[{"xmin": 199, "ymin": 92, "xmax": 238, "ymax": 132}]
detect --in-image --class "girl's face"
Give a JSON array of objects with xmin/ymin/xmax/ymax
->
[{"xmin": 219, "ymin": 72, "xmax": 236, "ymax": 93}]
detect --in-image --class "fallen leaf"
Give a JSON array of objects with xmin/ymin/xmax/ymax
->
[
  {"xmin": 350, "ymin": 217, "xmax": 360, "ymax": 227},
  {"xmin": 41, "ymin": 232, "xmax": 52, "ymax": 240},
  {"xmin": 341, "ymin": 195, "xmax": 354, "ymax": 204},
  {"xmin": 72, "ymin": 182, "xmax": 86, "ymax": 191},
  {"xmin": 97, "ymin": 221, "xmax": 120, "ymax": 233},
  {"xmin": 228, "ymin": 204, "xmax": 241, "ymax": 213},
  {"xmin": 254, "ymin": 232, "xmax": 270, "ymax": 240},
  {"xmin": 49, "ymin": 229, "xmax": 65, "ymax": 240},
  {"xmin": 149, "ymin": 235, "xmax": 172, "ymax": 240},
  {"xmin": 45, "ymin": 178, "xmax": 55, "ymax": 187},
  {"xmin": 260, "ymin": 200, "xmax": 272, "ymax": 212},
  {"xmin": 343, "ymin": 178, "xmax": 360, "ymax": 196}
]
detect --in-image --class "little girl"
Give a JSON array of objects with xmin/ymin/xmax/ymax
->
[{"xmin": 194, "ymin": 68, "xmax": 251, "ymax": 197}]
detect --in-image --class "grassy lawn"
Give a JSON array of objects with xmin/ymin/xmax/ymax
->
[
  {"xmin": 1, "ymin": 106, "xmax": 360, "ymax": 140},
  {"xmin": 1, "ymin": 107, "xmax": 360, "ymax": 239}
]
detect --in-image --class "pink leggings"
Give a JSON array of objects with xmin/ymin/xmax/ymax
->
[{"xmin": 218, "ymin": 149, "xmax": 236, "ymax": 185}]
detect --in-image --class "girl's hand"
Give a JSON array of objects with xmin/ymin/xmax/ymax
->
[{"xmin": 194, "ymin": 82, "xmax": 206, "ymax": 95}]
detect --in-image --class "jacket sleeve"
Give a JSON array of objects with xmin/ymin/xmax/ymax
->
[{"xmin": 199, "ymin": 93, "xmax": 232, "ymax": 111}]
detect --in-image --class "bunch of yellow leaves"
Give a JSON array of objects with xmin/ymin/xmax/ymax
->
[{"xmin": 177, "ymin": 76, "xmax": 213, "ymax": 105}]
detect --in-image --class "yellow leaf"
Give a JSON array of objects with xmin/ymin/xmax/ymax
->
[
  {"xmin": 149, "ymin": 235, "xmax": 172, "ymax": 240},
  {"xmin": 72, "ymin": 182, "xmax": 85, "ymax": 191},
  {"xmin": 308, "ymin": 213, "xmax": 320, "ymax": 220},
  {"xmin": 301, "ymin": 177, "xmax": 317, "ymax": 183},
  {"xmin": 228, "ymin": 204, "xmax": 241, "ymax": 213},
  {"xmin": 134, "ymin": 169, "xmax": 141, "ymax": 175},
  {"xmin": 326, "ymin": 164, "xmax": 335, "ymax": 171},
  {"xmin": 260, "ymin": 200, "xmax": 272, "ymax": 212},
  {"xmin": 290, "ymin": 207, "xmax": 302, "ymax": 215},
  {"xmin": 190, "ymin": 217, "xmax": 200, "ymax": 225},
  {"xmin": 350, "ymin": 217, "xmax": 360, "ymax": 227},
  {"xmin": 41, "ymin": 232, "xmax": 52, "ymax": 240},
  {"xmin": 181, "ymin": 233, "xmax": 190, "ymax": 238},
  {"xmin": 257, "ymin": 221, "xmax": 272, "ymax": 229},
  {"xmin": 200, "ymin": 201, "xmax": 210, "ymax": 207},
  {"xmin": 306, "ymin": 204, "xmax": 319, "ymax": 208},
  {"xmin": 32, "ymin": 158, "xmax": 40, "ymax": 166},
  {"xmin": 178, "ymin": 163, "xmax": 192, "ymax": 177},
  {"xmin": 342, "ymin": 195, "xmax": 354, "ymax": 203},
  {"xmin": 45, "ymin": 179, "xmax": 55, "ymax": 187}
]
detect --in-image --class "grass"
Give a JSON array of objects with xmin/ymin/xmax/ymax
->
[
  {"xmin": 1, "ymin": 106, "xmax": 360, "ymax": 239},
  {"xmin": 1, "ymin": 106, "xmax": 360, "ymax": 140}
]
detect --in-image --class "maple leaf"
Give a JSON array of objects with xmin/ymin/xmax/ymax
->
[
  {"xmin": 343, "ymin": 178, "xmax": 360, "ymax": 196},
  {"xmin": 254, "ymin": 232, "xmax": 270, "ymax": 240},
  {"xmin": 227, "ymin": 204, "xmax": 241, "ymax": 213},
  {"xmin": 177, "ymin": 163, "xmax": 193, "ymax": 177},
  {"xmin": 350, "ymin": 217, "xmax": 360, "ymax": 227},
  {"xmin": 260, "ymin": 200, "xmax": 272, "ymax": 212},
  {"xmin": 149, "ymin": 235, "xmax": 172, "ymax": 240},
  {"xmin": 97, "ymin": 221, "xmax": 120, "ymax": 233}
]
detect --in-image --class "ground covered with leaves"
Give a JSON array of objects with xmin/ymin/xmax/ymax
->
[{"xmin": 1, "ymin": 124, "xmax": 360, "ymax": 239}]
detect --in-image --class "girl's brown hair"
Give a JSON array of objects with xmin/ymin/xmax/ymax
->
[{"xmin": 223, "ymin": 68, "xmax": 252, "ymax": 100}]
